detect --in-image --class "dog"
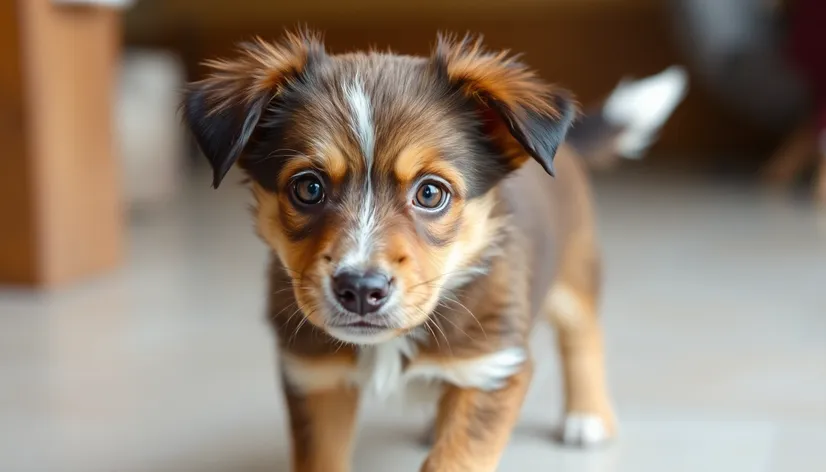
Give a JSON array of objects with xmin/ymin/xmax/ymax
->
[{"xmin": 182, "ymin": 30, "xmax": 687, "ymax": 472}]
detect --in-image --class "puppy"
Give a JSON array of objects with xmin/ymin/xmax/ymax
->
[{"xmin": 182, "ymin": 30, "xmax": 687, "ymax": 472}]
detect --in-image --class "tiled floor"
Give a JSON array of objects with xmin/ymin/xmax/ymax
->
[{"xmin": 2, "ymin": 170, "xmax": 825, "ymax": 472}]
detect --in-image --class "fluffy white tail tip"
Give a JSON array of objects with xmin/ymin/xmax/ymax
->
[{"xmin": 603, "ymin": 66, "xmax": 689, "ymax": 159}]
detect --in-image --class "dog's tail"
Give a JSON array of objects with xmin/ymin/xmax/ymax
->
[{"xmin": 567, "ymin": 66, "xmax": 689, "ymax": 170}]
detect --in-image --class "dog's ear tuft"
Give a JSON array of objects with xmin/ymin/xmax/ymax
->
[
  {"xmin": 433, "ymin": 33, "xmax": 577, "ymax": 176},
  {"xmin": 182, "ymin": 29, "xmax": 326, "ymax": 188}
]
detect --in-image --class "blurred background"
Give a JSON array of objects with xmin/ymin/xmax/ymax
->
[{"xmin": 1, "ymin": 0, "xmax": 824, "ymax": 471}]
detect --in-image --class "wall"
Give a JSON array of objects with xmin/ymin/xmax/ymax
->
[{"xmin": 124, "ymin": 0, "xmax": 782, "ymax": 173}]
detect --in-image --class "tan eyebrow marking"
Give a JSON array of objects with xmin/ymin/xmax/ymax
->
[{"xmin": 394, "ymin": 144, "xmax": 437, "ymax": 183}]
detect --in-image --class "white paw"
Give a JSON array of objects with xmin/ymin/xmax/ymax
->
[{"xmin": 557, "ymin": 413, "xmax": 613, "ymax": 447}]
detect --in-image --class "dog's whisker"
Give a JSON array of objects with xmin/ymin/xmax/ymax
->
[
  {"xmin": 272, "ymin": 286, "xmax": 297, "ymax": 297},
  {"xmin": 282, "ymin": 307, "xmax": 302, "ymax": 332},
  {"xmin": 433, "ymin": 307, "xmax": 476, "ymax": 343},
  {"xmin": 273, "ymin": 300, "xmax": 299, "ymax": 320},
  {"xmin": 288, "ymin": 308, "xmax": 310, "ymax": 345},
  {"xmin": 439, "ymin": 295, "xmax": 487, "ymax": 340},
  {"xmin": 414, "ymin": 306, "xmax": 451, "ymax": 355},
  {"xmin": 422, "ymin": 318, "xmax": 441, "ymax": 351},
  {"xmin": 283, "ymin": 306, "xmax": 303, "ymax": 328}
]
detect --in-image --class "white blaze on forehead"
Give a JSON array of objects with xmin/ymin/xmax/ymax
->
[
  {"xmin": 343, "ymin": 77, "xmax": 375, "ymax": 161},
  {"xmin": 341, "ymin": 78, "xmax": 378, "ymax": 269}
]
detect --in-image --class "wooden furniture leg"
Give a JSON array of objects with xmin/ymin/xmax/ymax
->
[{"xmin": 0, "ymin": 1, "xmax": 124, "ymax": 287}]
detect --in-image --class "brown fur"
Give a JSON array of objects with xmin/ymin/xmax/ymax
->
[
  {"xmin": 435, "ymin": 34, "xmax": 567, "ymax": 118},
  {"xmin": 422, "ymin": 363, "xmax": 534, "ymax": 472},
  {"xmin": 283, "ymin": 381, "xmax": 359, "ymax": 472},
  {"xmin": 183, "ymin": 29, "xmax": 617, "ymax": 472},
  {"xmin": 194, "ymin": 31, "xmax": 323, "ymax": 112}
]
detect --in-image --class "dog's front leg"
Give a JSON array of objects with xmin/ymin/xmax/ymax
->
[
  {"xmin": 282, "ymin": 382, "xmax": 359, "ymax": 472},
  {"xmin": 421, "ymin": 361, "xmax": 533, "ymax": 472}
]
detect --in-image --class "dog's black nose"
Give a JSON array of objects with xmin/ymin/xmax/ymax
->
[{"xmin": 332, "ymin": 270, "xmax": 392, "ymax": 315}]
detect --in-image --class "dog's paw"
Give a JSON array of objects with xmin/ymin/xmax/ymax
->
[{"xmin": 555, "ymin": 412, "xmax": 615, "ymax": 447}]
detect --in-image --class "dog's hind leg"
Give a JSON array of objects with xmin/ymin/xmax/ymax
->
[{"xmin": 543, "ymin": 235, "xmax": 616, "ymax": 447}]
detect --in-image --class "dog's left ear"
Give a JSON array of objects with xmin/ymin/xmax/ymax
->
[{"xmin": 433, "ymin": 34, "xmax": 577, "ymax": 176}]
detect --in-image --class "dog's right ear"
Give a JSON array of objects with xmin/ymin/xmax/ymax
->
[{"xmin": 182, "ymin": 30, "xmax": 325, "ymax": 188}]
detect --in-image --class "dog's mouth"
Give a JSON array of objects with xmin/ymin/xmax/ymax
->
[
  {"xmin": 325, "ymin": 316, "xmax": 403, "ymax": 345},
  {"xmin": 333, "ymin": 321, "xmax": 388, "ymax": 329}
]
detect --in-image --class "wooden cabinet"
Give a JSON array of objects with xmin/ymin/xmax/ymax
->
[{"xmin": 0, "ymin": 1, "xmax": 123, "ymax": 287}]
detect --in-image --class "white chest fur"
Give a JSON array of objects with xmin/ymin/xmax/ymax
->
[
  {"xmin": 357, "ymin": 337, "xmax": 418, "ymax": 397},
  {"xmin": 282, "ymin": 338, "xmax": 527, "ymax": 397}
]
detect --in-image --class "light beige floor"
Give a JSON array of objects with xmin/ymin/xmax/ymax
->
[{"xmin": 2, "ymin": 170, "xmax": 825, "ymax": 472}]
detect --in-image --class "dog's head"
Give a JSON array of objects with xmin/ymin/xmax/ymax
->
[{"xmin": 183, "ymin": 30, "xmax": 576, "ymax": 345}]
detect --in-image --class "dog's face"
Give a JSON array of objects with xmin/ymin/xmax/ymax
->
[{"xmin": 183, "ymin": 31, "xmax": 575, "ymax": 344}]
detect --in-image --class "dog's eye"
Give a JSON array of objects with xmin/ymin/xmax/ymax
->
[
  {"xmin": 414, "ymin": 181, "xmax": 449, "ymax": 210},
  {"xmin": 292, "ymin": 174, "xmax": 325, "ymax": 205}
]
